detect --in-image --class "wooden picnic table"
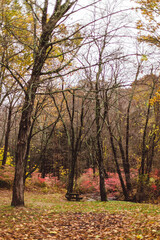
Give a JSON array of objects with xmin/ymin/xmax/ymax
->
[{"xmin": 65, "ymin": 193, "xmax": 83, "ymax": 201}]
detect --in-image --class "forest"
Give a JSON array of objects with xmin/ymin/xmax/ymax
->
[{"xmin": 0, "ymin": 0, "xmax": 160, "ymax": 209}]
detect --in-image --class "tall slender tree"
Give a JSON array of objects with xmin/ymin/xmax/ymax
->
[{"xmin": 10, "ymin": 0, "xmax": 79, "ymax": 207}]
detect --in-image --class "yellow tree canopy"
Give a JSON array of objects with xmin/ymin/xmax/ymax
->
[{"xmin": 135, "ymin": 0, "xmax": 160, "ymax": 46}]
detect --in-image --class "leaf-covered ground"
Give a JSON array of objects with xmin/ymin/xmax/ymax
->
[{"xmin": 0, "ymin": 190, "xmax": 160, "ymax": 239}]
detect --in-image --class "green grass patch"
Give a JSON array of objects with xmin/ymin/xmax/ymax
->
[
  {"xmin": 22, "ymin": 192, "xmax": 160, "ymax": 215},
  {"xmin": 0, "ymin": 190, "xmax": 159, "ymax": 215}
]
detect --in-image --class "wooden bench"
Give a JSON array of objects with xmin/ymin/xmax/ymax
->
[{"xmin": 65, "ymin": 193, "xmax": 83, "ymax": 201}]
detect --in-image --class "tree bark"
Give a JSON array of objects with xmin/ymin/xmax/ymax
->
[
  {"xmin": 125, "ymin": 107, "xmax": 132, "ymax": 192},
  {"xmin": 96, "ymin": 88, "xmax": 107, "ymax": 201},
  {"xmin": 118, "ymin": 138, "xmax": 132, "ymax": 193},
  {"xmin": 106, "ymin": 113, "xmax": 128, "ymax": 200},
  {"xmin": 2, "ymin": 105, "xmax": 12, "ymax": 165},
  {"xmin": 11, "ymin": 78, "xmax": 37, "ymax": 206},
  {"xmin": 67, "ymin": 152, "xmax": 77, "ymax": 193},
  {"xmin": 136, "ymin": 76, "xmax": 156, "ymax": 202}
]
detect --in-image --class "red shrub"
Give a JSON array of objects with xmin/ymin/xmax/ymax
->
[
  {"xmin": 31, "ymin": 172, "xmax": 64, "ymax": 188},
  {"xmin": 77, "ymin": 168, "xmax": 124, "ymax": 198}
]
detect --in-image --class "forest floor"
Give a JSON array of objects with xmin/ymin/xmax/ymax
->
[{"xmin": 0, "ymin": 189, "xmax": 160, "ymax": 240}]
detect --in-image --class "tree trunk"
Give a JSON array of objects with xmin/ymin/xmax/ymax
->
[
  {"xmin": 136, "ymin": 80, "xmax": 155, "ymax": 203},
  {"xmin": 67, "ymin": 151, "xmax": 77, "ymax": 193},
  {"xmin": 125, "ymin": 107, "xmax": 132, "ymax": 192},
  {"xmin": 124, "ymin": 65, "xmax": 141, "ymax": 193},
  {"xmin": 11, "ymin": 79, "xmax": 37, "ymax": 206},
  {"xmin": 106, "ymin": 112, "xmax": 128, "ymax": 200},
  {"xmin": 96, "ymin": 93, "xmax": 107, "ymax": 201},
  {"xmin": 2, "ymin": 105, "xmax": 12, "ymax": 165},
  {"xmin": 146, "ymin": 133, "xmax": 156, "ymax": 177},
  {"xmin": 118, "ymin": 138, "xmax": 132, "ymax": 193},
  {"xmin": 98, "ymin": 152, "xmax": 107, "ymax": 201}
]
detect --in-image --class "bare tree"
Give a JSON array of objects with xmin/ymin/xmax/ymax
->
[
  {"xmin": 49, "ymin": 86, "xmax": 92, "ymax": 194},
  {"xmin": 2, "ymin": 90, "xmax": 22, "ymax": 165}
]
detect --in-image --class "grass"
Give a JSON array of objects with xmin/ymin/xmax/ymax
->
[
  {"xmin": 0, "ymin": 190, "xmax": 160, "ymax": 239},
  {"xmin": 26, "ymin": 192, "xmax": 160, "ymax": 214},
  {"xmin": 0, "ymin": 190, "xmax": 159, "ymax": 214}
]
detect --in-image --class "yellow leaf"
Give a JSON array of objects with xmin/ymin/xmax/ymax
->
[
  {"xmin": 136, "ymin": 235, "xmax": 143, "ymax": 239},
  {"xmin": 141, "ymin": 54, "xmax": 148, "ymax": 61}
]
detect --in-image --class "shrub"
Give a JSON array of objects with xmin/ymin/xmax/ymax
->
[
  {"xmin": 136, "ymin": 170, "xmax": 160, "ymax": 202},
  {"xmin": 76, "ymin": 168, "xmax": 99, "ymax": 193},
  {"xmin": 31, "ymin": 172, "xmax": 66, "ymax": 190},
  {"xmin": 105, "ymin": 172, "xmax": 122, "ymax": 198},
  {"xmin": 0, "ymin": 165, "xmax": 14, "ymax": 189},
  {"xmin": 148, "ymin": 169, "xmax": 160, "ymax": 202},
  {"xmin": 0, "ymin": 147, "xmax": 14, "ymax": 167},
  {"xmin": 76, "ymin": 168, "xmax": 124, "ymax": 198}
]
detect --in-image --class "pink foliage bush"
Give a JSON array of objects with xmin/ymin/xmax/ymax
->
[
  {"xmin": 31, "ymin": 172, "xmax": 65, "ymax": 188},
  {"xmin": 105, "ymin": 172, "xmax": 121, "ymax": 198},
  {"xmin": 77, "ymin": 168, "xmax": 99, "ymax": 193},
  {"xmin": 30, "ymin": 168, "xmax": 160, "ymax": 200},
  {"xmin": 77, "ymin": 168, "xmax": 125, "ymax": 198}
]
